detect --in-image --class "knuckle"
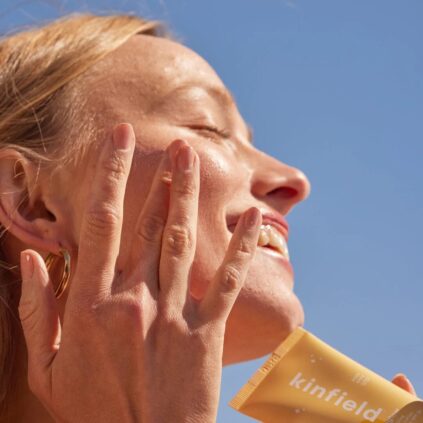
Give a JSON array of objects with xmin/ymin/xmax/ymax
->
[
  {"xmin": 85, "ymin": 208, "xmax": 121, "ymax": 235},
  {"xmin": 220, "ymin": 266, "xmax": 241, "ymax": 293},
  {"xmin": 159, "ymin": 311, "xmax": 181, "ymax": 330},
  {"xmin": 116, "ymin": 299, "xmax": 144, "ymax": 327},
  {"xmin": 164, "ymin": 224, "xmax": 193, "ymax": 257},
  {"xmin": 137, "ymin": 214, "xmax": 166, "ymax": 244},
  {"xmin": 102, "ymin": 151, "xmax": 127, "ymax": 181},
  {"xmin": 175, "ymin": 176, "xmax": 196, "ymax": 197},
  {"xmin": 157, "ymin": 306, "xmax": 182, "ymax": 329},
  {"xmin": 67, "ymin": 290, "xmax": 108, "ymax": 318},
  {"xmin": 71, "ymin": 298, "xmax": 106, "ymax": 323},
  {"xmin": 235, "ymin": 239, "xmax": 255, "ymax": 258},
  {"xmin": 86, "ymin": 297, "xmax": 144, "ymax": 331},
  {"xmin": 188, "ymin": 328, "xmax": 210, "ymax": 353}
]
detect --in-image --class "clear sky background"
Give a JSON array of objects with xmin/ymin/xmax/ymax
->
[{"xmin": 1, "ymin": 1, "xmax": 422, "ymax": 421}]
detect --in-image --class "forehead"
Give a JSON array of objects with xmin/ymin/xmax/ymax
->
[{"xmin": 84, "ymin": 34, "xmax": 232, "ymax": 115}]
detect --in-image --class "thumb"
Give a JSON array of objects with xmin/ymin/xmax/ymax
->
[
  {"xmin": 18, "ymin": 250, "xmax": 61, "ymax": 394},
  {"xmin": 391, "ymin": 373, "xmax": 417, "ymax": 396}
]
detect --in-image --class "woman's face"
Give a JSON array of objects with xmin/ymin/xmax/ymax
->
[{"xmin": 63, "ymin": 34, "xmax": 310, "ymax": 364}]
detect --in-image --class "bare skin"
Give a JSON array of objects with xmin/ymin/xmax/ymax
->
[
  {"xmin": 15, "ymin": 127, "xmax": 263, "ymax": 422},
  {"xmin": 0, "ymin": 35, "xmax": 416, "ymax": 421}
]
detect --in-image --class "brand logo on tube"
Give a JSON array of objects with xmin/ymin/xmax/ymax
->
[{"xmin": 289, "ymin": 372, "xmax": 383, "ymax": 422}]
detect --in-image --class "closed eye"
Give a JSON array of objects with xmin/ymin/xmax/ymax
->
[{"xmin": 188, "ymin": 124, "xmax": 231, "ymax": 139}]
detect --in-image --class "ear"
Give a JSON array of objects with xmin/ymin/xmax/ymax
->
[{"xmin": 0, "ymin": 149, "xmax": 63, "ymax": 255}]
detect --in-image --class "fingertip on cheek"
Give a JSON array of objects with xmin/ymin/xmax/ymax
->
[{"xmin": 167, "ymin": 139, "xmax": 189, "ymax": 164}]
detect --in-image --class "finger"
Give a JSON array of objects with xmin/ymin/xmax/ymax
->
[
  {"xmin": 198, "ymin": 207, "xmax": 261, "ymax": 323},
  {"xmin": 392, "ymin": 373, "xmax": 417, "ymax": 396},
  {"xmin": 18, "ymin": 250, "xmax": 61, "ymax": 397},
  {"xmin": 159, "ymin": 143, "xmax": 199, "ymax": 309},
  {"xmin": 128, "ymin": 141, "xmax": 176, "ymax": 290},
  {"xmin": 73, "ymin": 123, "xmax": 135, "ymax": 298}
]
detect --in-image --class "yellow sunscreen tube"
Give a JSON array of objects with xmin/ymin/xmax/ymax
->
[
  {"xmin": 387, "ymin": 401, "xmax": 423, "ymax": 422},
  {"xmin": 230, "ymin": 328, "xmax": 422, "ymax": 422}
]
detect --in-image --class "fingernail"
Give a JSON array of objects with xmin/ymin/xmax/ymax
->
[
  {"xmin": 113, "ymin": 123, "xmax": 133, "ymax": 150},
  {"xmin": 404, "ymin": 375, "xmax": 413, "ymax": 385},
  {"xmin": 160, "ymin": 150, "xmax": 172, "ymax": 185},
  {"xmin": 244, "ymin": 207, "xmax": 261, "ymax": 228},
  {"xmin": 168, "ymin": 139, "xmax": 188, "ymax": 167},
  {"xmin": 20, "ymin": 252, "xmax": 34, "ymax": 280},
  {"xmin": 177, "ymin": 146, "xmax": 194, "ymax": 171}
]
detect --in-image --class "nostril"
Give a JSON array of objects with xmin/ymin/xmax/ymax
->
[{"xmin": 268, "ymin": 186, "xmax": 298, "ymax": 200}]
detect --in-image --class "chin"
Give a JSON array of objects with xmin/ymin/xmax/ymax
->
[
  {"xmin": 221, "ymin": 265, "xmax": 305, "ymax": 366},
  {"xmin": 189, "ymin": 244, "xmax": 304, "ymax": 365}
]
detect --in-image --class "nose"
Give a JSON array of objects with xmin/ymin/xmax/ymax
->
[{"xmin": 250, "ymin": 150, "xmax": 311, "ymax": 216}]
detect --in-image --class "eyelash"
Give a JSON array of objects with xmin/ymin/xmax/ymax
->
[{"xmin": 189, "ymin": 125, "xmax": 231, "ymax": 139}]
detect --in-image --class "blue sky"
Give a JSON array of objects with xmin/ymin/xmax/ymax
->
[{"xmin": 1, "ymin": 1, "xmax": 422, "ymax": 421}]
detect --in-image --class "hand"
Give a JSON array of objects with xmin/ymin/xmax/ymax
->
[
  {"xmin": 391, "ymin": 373, "xmax": 417, "ymax": 396},
  {"xmin": 18, "ymin": 123, "xmax": 262, "ymax": 422}
]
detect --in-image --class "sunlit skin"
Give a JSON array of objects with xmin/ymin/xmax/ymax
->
[
  {"xmin": 2, "ymin": 34, "xmax": 416, "ymax": 421},
  {"xmin": 49, "ymin": 34, "xmax": 311, "ymax": 361}
]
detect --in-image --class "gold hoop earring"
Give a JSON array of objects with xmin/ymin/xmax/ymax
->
[{"xmin": 45, "ymin": 249, "xmax": 71, "ymax": 299}]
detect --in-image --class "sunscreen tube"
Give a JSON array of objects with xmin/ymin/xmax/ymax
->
[
  {"xmin": 230, "ymin": 328, "xmax": 422, "ymax": 422},
  {"xmin": 387, "ymin": 401, "xmax": 423, "ymax": 422}
]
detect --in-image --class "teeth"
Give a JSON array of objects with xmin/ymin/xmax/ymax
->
[
  {"xmin": 257, "ymin": 224, "xmax": 289, "ymax": 260},
  {"xmin": 258, "ymin": 229, "xmax": 270, "ymax": 246}
]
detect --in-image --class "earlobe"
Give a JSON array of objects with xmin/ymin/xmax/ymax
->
[{"xmin": 0, "ymin": 148, "xmax": 61, "ymax": 254}]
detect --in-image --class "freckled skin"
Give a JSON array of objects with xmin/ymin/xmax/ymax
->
[
  {"xmin": 3, "ymin": 32, "xmax": 415, "ymax": 423},
  {"xmin": 57, "ymin": 34, "xmax": 311, "ymax": 364}
]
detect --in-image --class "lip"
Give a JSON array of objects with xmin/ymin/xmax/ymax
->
[
  {"xmin": 226, "ymin": 208, "xmax": 289, "ymax": 242},
  {"xmin": 226, "ymin": 208, "xmax": 294, "ymax": 278},
  {"xmin": 259, "ymin": 209, "xmax": 289, "ymax": 242}
]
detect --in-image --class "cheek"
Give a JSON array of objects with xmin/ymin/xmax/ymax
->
[
  {"xmin": 188, "ymin": 152, "xmax": 239, "ymax": 299},
  {"xmin": 189, "ymin": 225, "xmax": 227, "ymax": 300},
  {"xmin": 119, "ymin": 145, "xmax": 242, "ymax": 297},
  {"xmin": 188, "ymin": 150, "xmax": 249, "ymax": 299},
  {"xmin": 196, "ymin": 147, "xmax": 237, "ymax": 204}
]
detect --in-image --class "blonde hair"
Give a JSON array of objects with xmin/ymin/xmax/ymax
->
[{"xmin": 0, "ymin": 13, "xmax": 165, "ymax": 411}]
